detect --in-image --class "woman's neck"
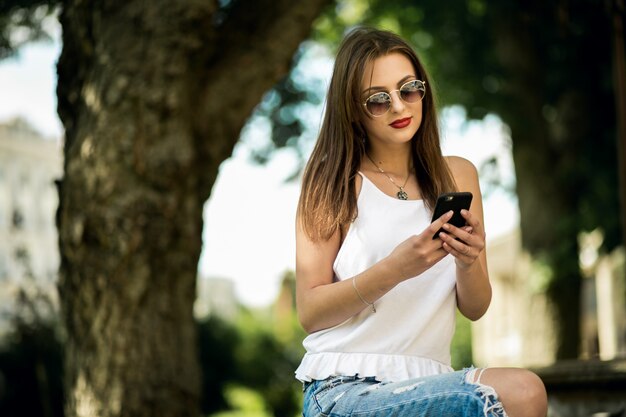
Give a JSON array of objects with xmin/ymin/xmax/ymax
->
[{"xmin": 365, "ymin": 145, "xmax": 412, "ymax": 176}]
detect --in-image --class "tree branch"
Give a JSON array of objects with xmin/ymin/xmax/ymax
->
[{"xmin": 191, "ymin": 0, "xmax": 334, "ymax": 198}]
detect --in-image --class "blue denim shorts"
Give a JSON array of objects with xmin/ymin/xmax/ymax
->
[{"xmin": 302, "ymin": 368, "xmax": 507, "ymax": 417}]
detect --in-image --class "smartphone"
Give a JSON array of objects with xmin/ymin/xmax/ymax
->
[{"xmin": 431, "ymin": 192, "xmax": 473, "ymax": 239}]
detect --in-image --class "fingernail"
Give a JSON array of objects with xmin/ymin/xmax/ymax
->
[{"xmin": 443, "ymin": 223, "xmax": 450, "ymax": 230}]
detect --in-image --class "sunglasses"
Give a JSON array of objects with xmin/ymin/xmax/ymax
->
[{"xmin": 362, "ymin": 79, "xmax": 427, "ymax": 117}]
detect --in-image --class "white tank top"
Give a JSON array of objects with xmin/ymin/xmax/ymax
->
[{"xmin": 295, "ymin": 172, "xmax": 457, "ymax": 382}]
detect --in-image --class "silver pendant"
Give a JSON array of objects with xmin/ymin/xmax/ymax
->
[{"xmin": 397, "ymin": 189, "xmax": 408, "ymax": 200}]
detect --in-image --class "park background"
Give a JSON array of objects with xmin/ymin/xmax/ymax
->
[{"xmin": 0, "ymin": 0, "xmax": 625, "ymax": 416}]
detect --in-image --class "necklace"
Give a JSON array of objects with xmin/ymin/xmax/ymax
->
[{"xmin": 366, "ymin": 153, "xmax": 411, "ymax": 200}]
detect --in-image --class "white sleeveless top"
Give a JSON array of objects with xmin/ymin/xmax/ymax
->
[{"xmin": 295, "ymin": 172, "xmax": 457, "ymax": 383}]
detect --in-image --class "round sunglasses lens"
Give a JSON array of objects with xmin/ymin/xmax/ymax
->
[
  {"xmin": 366, "ymin": 93, "xmax": 391, "ymax": 116},
  {"xmin": 400, "ymin": 81, "xmax": 425, "ymax": 103}
]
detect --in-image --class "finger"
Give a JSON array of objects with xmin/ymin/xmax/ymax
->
[
  {"xmin": 441, "ymin": 237, "xmax": 475, "ymax": 264},
  {"xmin": 439, "ymin": 231, "xmax": 471, "ymax": 254},
  {"xmin": 427, "ymin": 210, "xmax": 454, "ymax": 238},
  {"xmin": 431, "ymin": 245, "xmax": 448, "ymax": 257},
  {"xmin": 441, "ymin": 237, "xmax": 469, "ymax": 254},
  {"xmin": 441, "ymin": 222, "xmax": 476, "ymax": 245},
  {"xmin": 442, "ymin": 241, "xmax": 472, "ymax": 261},
  {"xmin": 462, "ymin": 226, "xmax": 473, "ymax": 234},
  {"xmin": 461, "ymin": 209, "xmax": 483, "ymax": 233}
]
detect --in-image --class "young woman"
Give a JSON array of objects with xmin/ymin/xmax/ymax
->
[{"xmin": 294, "ymin": 27, "xmax": 548, "ymax": 417}]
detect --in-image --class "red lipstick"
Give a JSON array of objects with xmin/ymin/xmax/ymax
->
[{"xmin": 389, "ymin": 117, "xmax": 412, "ymax": 129}]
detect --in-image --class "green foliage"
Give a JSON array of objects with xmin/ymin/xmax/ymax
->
[
  {"xmin": 0, "ymin": 0, "xmax": 59, "ymax": 59},
  {"xmin": 450, "ymin": 311, "xmax": 473, "ymax": 370},
  {"xmin": 210, "ymin": 385, "xmax": 271, "ymax": 417},
  {"xmin": 0, "ymin": 302, "xmax": 305, "ymax": 417},
  {"xmin": 200, "ymin": 304, "xmax": 305, "ymax": 417},
  {"xmin": 231, "ymin": 309, "xmax": 305, "ymax": 417},
  {"xmin": 0, "ymin": 289, "xmax": 65, "ymax": 417},
  {"xmin": 197, "ymin": 315, "xmax": 241, "ymax": 415},
  {"xmin": 241, "ymin": 42, "xmax": 329, "ymax": 178}
]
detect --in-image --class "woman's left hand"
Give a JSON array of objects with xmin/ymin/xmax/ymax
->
[{"xmin": 438, "ymin": 209, "xmax": 485, "ymax": 269}]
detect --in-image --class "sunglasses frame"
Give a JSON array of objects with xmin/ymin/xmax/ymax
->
[{"xmin": 362, "ymin": 79, "xmax": 427, "ymax": 117}]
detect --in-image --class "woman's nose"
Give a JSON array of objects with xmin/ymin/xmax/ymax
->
[{"xmin": 389, "ymin": 90, "xmax": 406, "ymax": 113}]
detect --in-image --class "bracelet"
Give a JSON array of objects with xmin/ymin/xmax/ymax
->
[{"xmin": 352, "ymin": 276, "xmax": 376, "ymax": 313}]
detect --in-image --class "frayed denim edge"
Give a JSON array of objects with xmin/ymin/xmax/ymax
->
[{"xmin": 463, "ymin": 367, "xmax": 509, "ymax": 417}]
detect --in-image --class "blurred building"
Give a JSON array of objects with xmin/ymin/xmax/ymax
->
[
  {"xmin": 273, "ymin": 270, "xmax": 300, "ymax": 340},
  {"xmin": 473, "ymin": 228, "xmax": 626, "ymax": 368},
  {"xmin": 274, "ymin": 270, "xmax": 296, "ymax": 321},
  {"xmin": 578, "ymin": 230, "xmax": 626, "ymax": 361},
  {"xmin": 195, "ymin": 276, "xmax": 238, "ymax": 321},
  {"xmin": 473, "ymin": 229, "xmax": 556, "ymax": 367},
  {"xmin": 0, "ymin": 119, "xmax": 62, "ymax": 330}
]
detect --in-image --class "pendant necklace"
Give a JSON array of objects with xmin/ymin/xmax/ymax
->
[{"xmin": 366, "ymin": 153, "xmax": 411, "ymax": 200}]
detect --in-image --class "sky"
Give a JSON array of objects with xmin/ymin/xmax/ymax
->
[{"xmin": 0, "ymin": 25, "xmax": 519, "ymax": 308}]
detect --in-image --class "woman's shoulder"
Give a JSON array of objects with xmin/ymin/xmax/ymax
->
[
  {"xmin": 444, "ymin": 155, "xmax": 479, "ymax": 188},
  {"xmin": 445, "ymin": 155, "xmax": 477, "ymax": 175},
  {"xmin": 353, "ymin": 170, "xmax": 364, "ymax": 197}
]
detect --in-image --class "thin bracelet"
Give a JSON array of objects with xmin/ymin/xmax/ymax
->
[{"xmin": 352, "ymin": 276, "xmax": 376, "ymax": 313}]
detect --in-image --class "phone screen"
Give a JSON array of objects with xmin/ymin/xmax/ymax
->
[{"xmin": 431, "ymin": 192, "xmax": 473, "ymax": 239}]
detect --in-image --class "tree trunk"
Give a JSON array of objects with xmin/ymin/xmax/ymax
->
[
  {"xmin": 612, "ymin": 0, "xmax": 626, "ymax": 259},
  {"xmin": 508, "ymin": 102, "xmax": 583, "ymax": 360},
  {"xmin": 55, "ymin": 1, "xmax": 331, "ymax": 416},
  {"xmin": 493, "ymin": 12, "xmax": 588, "ymax": 360}
]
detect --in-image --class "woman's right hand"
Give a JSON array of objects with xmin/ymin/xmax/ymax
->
[{"xmin": 385, "ymin": 210, "xmax": 454, "ymax": 281}]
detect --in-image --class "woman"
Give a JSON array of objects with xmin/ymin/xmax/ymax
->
[{"xmin": 294, "ymin": 27, "xmax": 548, "ymax": 417}]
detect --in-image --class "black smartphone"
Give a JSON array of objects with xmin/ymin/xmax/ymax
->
[{"xmin": 431, "ymin": 192, "xmax": 473, "ymax": 239}]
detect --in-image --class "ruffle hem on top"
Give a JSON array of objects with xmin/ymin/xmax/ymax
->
[{"xmin": 295, "ymin": 351, "xmax": 454, "ymax": 383}]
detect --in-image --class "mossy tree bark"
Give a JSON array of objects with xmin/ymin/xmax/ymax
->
[{"xmin": 55, "ymin": 1, "xmax": 331, "ymax": 416}]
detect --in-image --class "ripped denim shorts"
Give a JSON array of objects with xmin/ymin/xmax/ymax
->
[{"xmin": 302, "ymin": 368, "xmax": 508, "ymax": 417}]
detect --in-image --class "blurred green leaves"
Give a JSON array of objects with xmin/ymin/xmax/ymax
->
[
  {"xmin": 197, "ymin": 302, "xmax": 306, "ymax": 417},
  {"xmin": 0, "ymin": 0, "xmax": 59, "ymax": 59},
  {"xmin": 451, "ymin": 312, "xmax": 473, "ymax": 370},
  {"xmin": 0, "ymin": 289, "xmax": 64, "ymax": 417}
]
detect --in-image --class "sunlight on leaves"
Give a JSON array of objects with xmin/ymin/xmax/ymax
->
[{"xmin": 209, "ymin": 385, "xmax": 271, "ymax": 417}]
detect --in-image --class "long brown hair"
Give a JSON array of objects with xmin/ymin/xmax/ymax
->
[{"xmin": 298, "ymin": 27, "xmax": 456, "ymax": 241}]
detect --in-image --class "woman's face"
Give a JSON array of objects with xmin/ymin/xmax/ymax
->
[{"xmin": 359, "ymin": 52, "xmax": 422, "ymax": 148}]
